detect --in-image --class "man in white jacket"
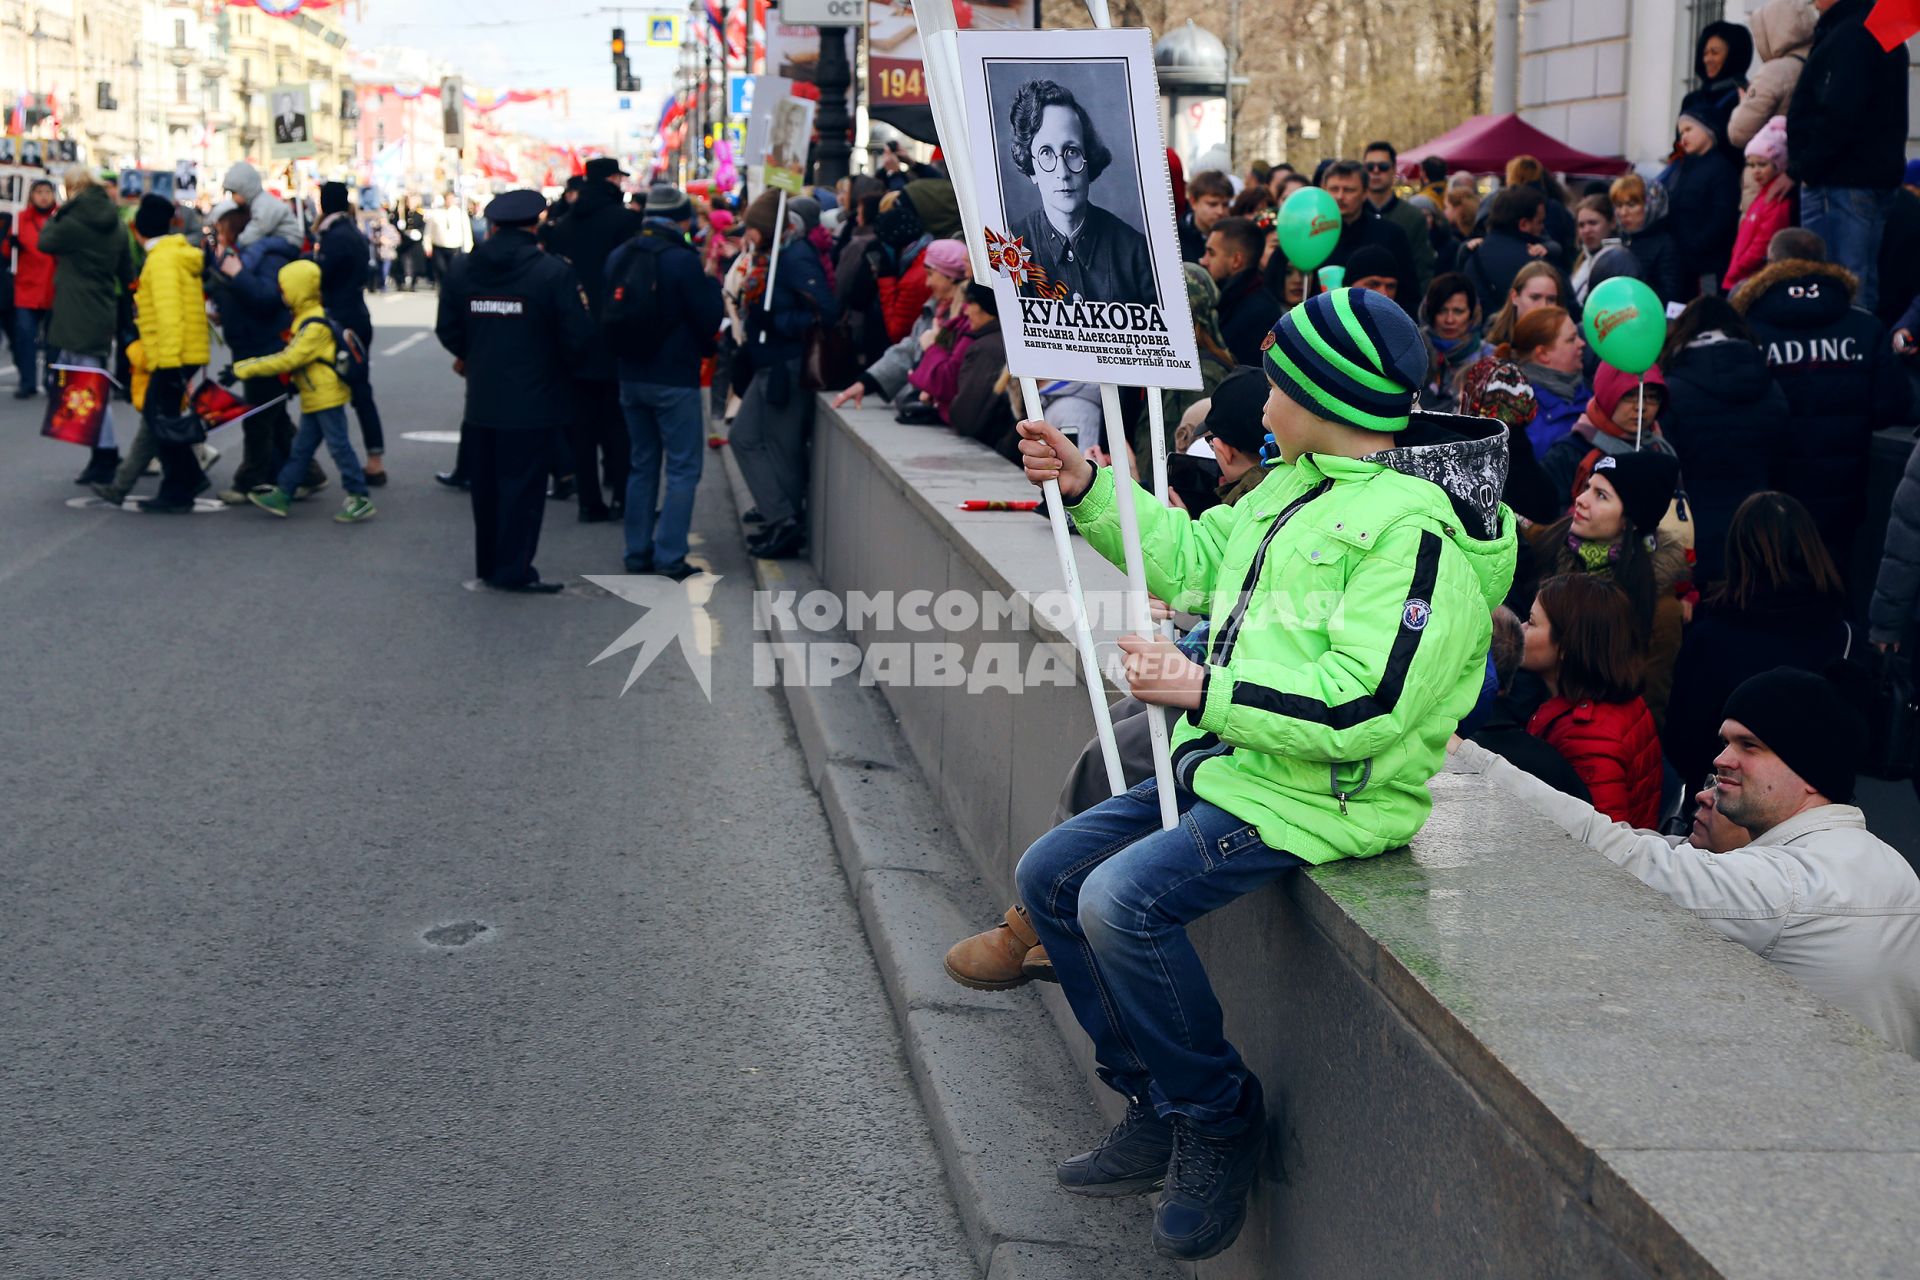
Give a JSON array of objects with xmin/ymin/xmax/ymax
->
[
  {"xmin": 1452, "ymin": 667, "xmax": 1920, "ymax": 1056},
  {"xmin": 425, "ymin": 192, "xmax": 473, "ymax": 285}
]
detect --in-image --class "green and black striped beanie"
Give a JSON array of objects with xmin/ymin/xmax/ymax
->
[{"xmin": 1261, "ymin": 287, "xmax": 1428, "ymax": 433}]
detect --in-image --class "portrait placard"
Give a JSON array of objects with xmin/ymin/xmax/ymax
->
[
  {"xmin": 268, "ymin": 83, "xmax": 314, "ymax": 160},
  {"xmin": 954, "ymin": 27, "xmax": 1198, "ymax": 389}
]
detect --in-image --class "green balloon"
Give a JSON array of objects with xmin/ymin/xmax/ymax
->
[
  {"xmin": 1581, "ymin": 276, "xmax": 1666, "ymax": 375},
  {"xmin": 1277, "ymin": 186, "xmax": 1342, "ymax": 272}
]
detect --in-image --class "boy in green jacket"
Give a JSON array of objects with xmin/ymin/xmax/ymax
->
[{"xmin": 1013, "ymin": 287, "xmax": 1516, "ymax": 1261}]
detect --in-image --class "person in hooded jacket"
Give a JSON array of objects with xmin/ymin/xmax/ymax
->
[
  {"xmin": 39, "ymin": 167, "xmax": 134, "ymax": 486},
  {"xmin": 1730, "ymin": 0, "xmax": 1818, "ymax": 149},
  {"xmin": 541, "ymin": 156, "xmax": 642, "ymax": 523},
  {"xmin": 11, "ymin": 178, "xmax": 56, "ymax": 398},
  {"xmin": 1660, "ymin": 108, "xmax": 1742, "ymax": 296},
  {"xmin": 221, "ymin": 162, "xmax": 302, "ymax": 251},
  {"xmin": 312, "ymin": 181, "xmax": 386, "ymax": 485},
  {"xmin": 1657, "ymin": 296, "xmax": 1791, "ymax": 584},
  {"xmin": 236, "ymin": 259, "xmax": 376, "ymax": 525},
  {"xmin": 1678, "ymin": 20, "xmax": 1754, "ymax": 161},
  {"xmin": 1732, "ymin": 228, "xmax": 1910, "ymax": 579},
  {"xmin": 1008, "ymin": 287, "xmax": 1516, "ymax": 1263},
  {"xmin": 1662, "ymin": 490, "xmax": 1852, "ymax": 793},
  {"xmin": 434, "ymin": 189, "xmax": 598, "ymax": 593},
  {"xmin": 204, "ymin": 199, "xmax": 324, "ymax": 502},
  {"xmin": 1610, "ymin": 174, "xmax": 1688, "ymax": 306}
]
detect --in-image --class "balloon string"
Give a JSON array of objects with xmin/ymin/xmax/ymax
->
[{"xmin": 1635, "ymin": 377, "xmax": 1644, "ymax": 452}]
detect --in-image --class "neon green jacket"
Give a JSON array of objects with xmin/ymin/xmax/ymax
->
[{"xmin": 1068, "ymin": 415, "xmax": 1518, "ymax": 863}]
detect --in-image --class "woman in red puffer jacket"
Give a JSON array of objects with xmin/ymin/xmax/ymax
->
[
  {"xmin": 1521, "ymin": 573, "xmax": 1665, "ymax": 827},
  {"xmin": 10, "ymin": 177, "xmax": 58, "ymax": 397}
]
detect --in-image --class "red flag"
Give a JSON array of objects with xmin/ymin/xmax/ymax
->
[
  {"xmin": 1867, "ymin": 0, "xmax": 1920, "ymax": 50},
  {"xmin": 40, "ymin": 368, "xmax": 111, "ymax": 447},
  {"xmin": 188, "ymin": 379, "xmax": 248, "ymax": 428}
]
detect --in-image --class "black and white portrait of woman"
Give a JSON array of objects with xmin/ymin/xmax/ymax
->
[{"xmin": 996, "ymin": 70, "xmax": 1155, "ymax": 308}]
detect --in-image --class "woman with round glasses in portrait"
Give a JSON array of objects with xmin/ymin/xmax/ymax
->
[{"xmin": 1006, "ymin": 78, "xmax": 1156, "ymax": 308}]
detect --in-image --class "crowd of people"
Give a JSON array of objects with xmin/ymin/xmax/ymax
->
[{"xmin": 10, "ymin": 2, "xmax": 1919, "ymax": 1255}]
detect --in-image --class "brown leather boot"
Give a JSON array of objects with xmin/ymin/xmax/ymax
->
[{"xmin": 945, "ymin": 905, "xmax": 1044, "ymax": 990}]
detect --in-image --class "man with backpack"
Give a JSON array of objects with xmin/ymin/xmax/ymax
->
[
  {"xmin": 313, "ymin": 181, "xmax": 387, "ymax": 485},
  {"xmin": 603, "ymin": 184, "xmax": 723, "ymax": 579}
]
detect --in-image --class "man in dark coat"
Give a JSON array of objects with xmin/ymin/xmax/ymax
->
[
  {"xmin": 1462, "ymin": 186, "xmax": 1554, "ymax": 314},
  {"xmin": 1201, "ymin": 216, "xmax": 1280, "ymax": 367},
  {"xmin": 1732, "ymin": 230, "xmax": 1910, "ymax": 580},
  {"xmin": 313, "ymin": 182, "xmax": 386, "ymax": 484},
  {"xmin": 1787, "ymin": 0, "xmax": 1911, "ymax": 314},
  {"xmin": 436, "ymin": 190, "xmax": 599, "ymax": 593},
  {"xmin": 604, "ymin": 184, "xmax": 723, "ymax": 579},
  {"xmin": 1303, "ymin": 160, "xmax": 1417, "ymax": 317},
  {"xmin": 540, "ymin": 156, "xmax": 642, "ymax": 521}
]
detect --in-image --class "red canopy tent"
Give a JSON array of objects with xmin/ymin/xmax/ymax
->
[{"xmin": 1397, "ymin": 113, "xmax": 1630, "ymax": 178}]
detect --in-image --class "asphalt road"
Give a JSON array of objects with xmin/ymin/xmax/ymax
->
[{"xmin": 0, "ymin": 289, "xmax": 975, "ymax": 1279}]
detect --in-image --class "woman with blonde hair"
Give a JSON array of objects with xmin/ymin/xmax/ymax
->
[{"xmin": 1484, "ymin": 259, "xmax": 1567, "ymax": 347}]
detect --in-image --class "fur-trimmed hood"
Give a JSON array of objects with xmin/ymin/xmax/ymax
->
[{"xmin": 1730, "ymin": 257, "xmax": 1857, "ymax": 329}]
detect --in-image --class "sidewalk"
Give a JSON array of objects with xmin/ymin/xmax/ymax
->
[{"xmin": 721, "ymin": 446, "xmax": 1185, "ymax": 1280}]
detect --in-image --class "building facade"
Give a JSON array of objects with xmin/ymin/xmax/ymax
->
[{"xmin": 1520, "ymin": 0, "xmax": 1920, "ymax": 164}]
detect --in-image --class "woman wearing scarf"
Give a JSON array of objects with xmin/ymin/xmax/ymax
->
[
  {"xmin": 1458, "ymin": 356, "xmax": 1560, "ymax": 525},
  {"xmin": 1418, "ymin": 272, "xmax": 1491, "ymax": 414},
  {"xmin": 905, "ymin": 240, "xmax": 977, "ymax": 423},
  {"xmin": 1160, "ymin": 263, "xmax": 1234, "ymax": 430}
]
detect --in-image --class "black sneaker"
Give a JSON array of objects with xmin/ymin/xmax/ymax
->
[
  {"xmin": 1151, "ymin": 1078, "xmax": 1266, "ymax": 1261},
  {"xmin": 1055, "ymin": 1098, "xmax": 1173, "ymax": 1198}
]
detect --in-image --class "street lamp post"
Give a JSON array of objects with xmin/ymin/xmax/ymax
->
[{"xmin": 812, "ymin": 25, "xmax": 851, "ymax": 185}]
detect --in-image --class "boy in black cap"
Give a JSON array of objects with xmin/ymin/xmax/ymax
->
[
  {"xmin": 435, "ymin": 190, "xmax": 597, "ymax": 591},
  {"xmin": 1196, "ymin": 365, "xmax": 1275, "ymax": 506},
  {"xmin": 1451, "ymin": 666, "xmax": 1920, "ymax": 1054}
]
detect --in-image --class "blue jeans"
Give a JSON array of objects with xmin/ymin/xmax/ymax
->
[
  {"xmin": 12, "ymin": 306, "xmax": 45, "ymax": 388},
  {"xmin": 1800, "ymin": 185, "xmax": 1896, "ymax": 314},
  {"xmin": 1017, "ymin": 778, "xmax": 1308, "ymax": 1132},
  {"xmin": 620, "ymin": 379, "xmax": 705, "ymax": 568},
  {"xmin": 275, "ymin": 405, "xmax": 367, "ymax": 497}
]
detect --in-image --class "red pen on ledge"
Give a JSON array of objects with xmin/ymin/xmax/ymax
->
[{"xmin": 957, "ymin": 499, "xmax": 1040, "ymax": 512}]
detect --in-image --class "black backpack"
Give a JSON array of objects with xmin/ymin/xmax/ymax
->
[
  {"xmin": 602, "ymin": 233, "xmax": 681, "ymax": 353},
  {"xmin": 297, "ymin": 314, "xmax": 371, "ymax": 392}
]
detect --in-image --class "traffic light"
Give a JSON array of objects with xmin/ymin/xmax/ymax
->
[{"xmin": 611, "ymin": 27, "xmax": 638, "ymax": 93}]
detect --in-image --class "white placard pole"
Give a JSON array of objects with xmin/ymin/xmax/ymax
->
[
  {"xmin": 1081, "ymin": 0, "xmax": 1176, "ymax": 828},
  {"xmin": 1100, "ymin": 384, "xmax": 1179, "ymax": 830},
  {"xmin": 917, "ymin": 0, "xmax": 1126, "ymax": 795},
  {"xmin": 1022, "ymin": 376, "xmax": 1125, "ymax": 793},
  {"xmin": 758, "ymin": 188, "xmax": 789, "ymax": 329},
  {"xmin": 1145, "ymin": 393, "xmax": 1175, "ymax": 640}
]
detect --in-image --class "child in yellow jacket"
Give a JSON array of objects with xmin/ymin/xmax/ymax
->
[
  {"xmin": 237, "ymin": 258, "xmax": 374, "ymax": 523},
  {"xmin": 115, "ymin": 195, "xmax": 210, "ymax": 512}
]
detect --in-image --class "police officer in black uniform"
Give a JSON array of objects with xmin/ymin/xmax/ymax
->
[{"xmin": 435, "ymin": 189, "xmax": 597, "ymax": 594}]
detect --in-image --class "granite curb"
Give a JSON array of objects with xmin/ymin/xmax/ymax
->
[{"xmin": 718, "ymin": 445, "xmax": 1185, "ymax": 1280}]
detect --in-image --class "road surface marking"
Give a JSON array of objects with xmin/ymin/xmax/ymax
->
[{"xmin": 381, "ymin": 332, "xmax": 430, "ymax": 357}]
